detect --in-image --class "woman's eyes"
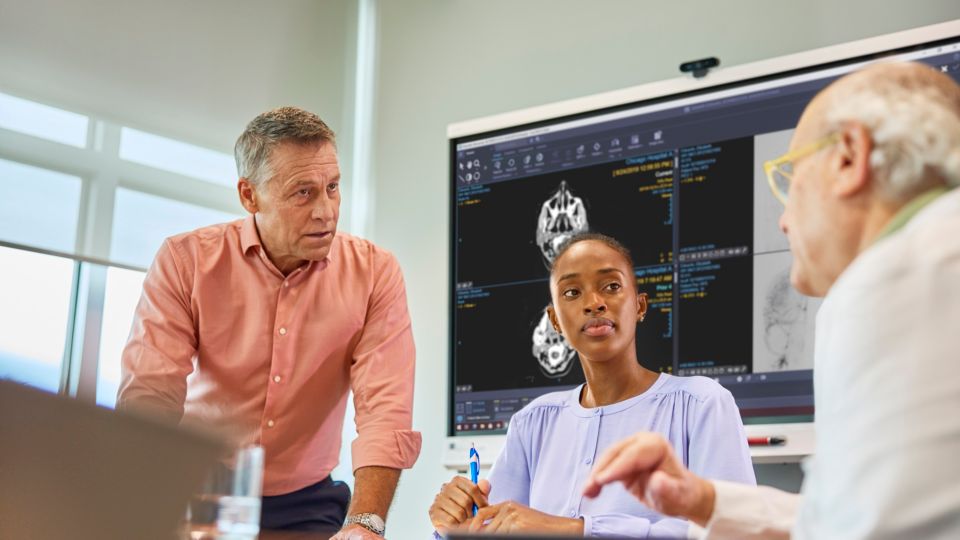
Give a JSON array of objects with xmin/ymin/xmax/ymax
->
[{"xmin": 561, "ymin": 282, "xmax": 623, "ymax": 299}]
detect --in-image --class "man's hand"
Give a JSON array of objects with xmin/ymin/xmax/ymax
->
[
  {"xmin": 331, "ymin": 523, "xmax": 381, "ymax": 540},
  {"xmin": 466, "ymin": 501, "xmax": 583, "ymax": 534},
  {"xmin": 583, "ymin": 433, "xmax": 716, "ymax": 527},
  {"xmin": 429, "ymin": 477, "xmax": 490, "ymax": 533}
]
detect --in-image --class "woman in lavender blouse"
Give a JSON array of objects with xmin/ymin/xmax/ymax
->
[{"xmin": 428, "ymin": 233, "xmax": 755, "ymax": 537}]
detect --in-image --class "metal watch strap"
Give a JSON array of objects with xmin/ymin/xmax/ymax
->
[{"xmin": 344, "ymin": 513, "xmax": 385, "ymax": 536}]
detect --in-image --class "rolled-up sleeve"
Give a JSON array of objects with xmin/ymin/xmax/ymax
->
[
  {"xmin": 350, "ymin": 249, "xmax": 422, "ymax": 471},
  {"xmin": 116, "ymin": 239, "xmax": 197, "ymax": 423},
  {"xmin": 689, "ymin": 480, "xmax": 799, "ymax": 540}
]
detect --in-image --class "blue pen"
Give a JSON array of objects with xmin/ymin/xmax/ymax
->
[{"xmin": 469, "ymin": 443, "xmax": 480, "ymax": 516}]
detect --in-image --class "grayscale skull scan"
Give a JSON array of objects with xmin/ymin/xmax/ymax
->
[
  {"xmin": 535, "ymin": 181, "xmax": 589, "ymax": 266},
  {"xmin": 532, "ymin": 309, "xmax": 578, "ymax": 377},
  {"xmin": 531, "ymin": 181, "xmax": 589, "ymax": 378}
]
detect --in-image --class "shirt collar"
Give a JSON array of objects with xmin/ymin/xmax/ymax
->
[
  {"xmin": 876, "ymin": 186, "xmax": 950, "ymax": 242},
  {"xmin": 240, "ymin": 215, "xmax": 261, "ymax": 254},
  {"xmin": 567, "ymin": 373, "xmax": 669, "ymax": 418}
]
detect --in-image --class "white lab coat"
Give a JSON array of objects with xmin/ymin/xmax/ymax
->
[{"xmin": 694, "ymin": 187, "xmax": 960, "ymax": 540}]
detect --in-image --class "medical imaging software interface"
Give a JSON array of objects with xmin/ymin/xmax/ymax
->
[{"xmin": 450, "ymin": 41, "xmax": 960, "ymax": 436}]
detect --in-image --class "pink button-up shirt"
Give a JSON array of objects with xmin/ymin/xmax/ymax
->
[{"xmin": 117, "ymin": 217, "xmax": 421, "ymax": 495}]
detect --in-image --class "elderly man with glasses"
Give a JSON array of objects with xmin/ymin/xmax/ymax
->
[{"xmin": 582, "ymin": 61, "xmax": 960, "ymax": 539}]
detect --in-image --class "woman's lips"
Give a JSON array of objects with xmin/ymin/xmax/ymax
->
[{"xmin": 582, "ymin": 317, "xmax": 615, "ymax": 337}]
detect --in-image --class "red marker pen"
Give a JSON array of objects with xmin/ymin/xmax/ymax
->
[{"xmin": 748, "ymin": 436, "xmax": 786, "ymax": 446}]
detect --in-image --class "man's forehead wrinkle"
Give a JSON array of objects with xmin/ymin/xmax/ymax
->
[{"xmin": 276, "ymin": 157, "xmax": 340, "ymax": 187}]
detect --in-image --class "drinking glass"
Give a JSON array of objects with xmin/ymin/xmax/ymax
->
[{"xmin": 184, "ymin": 444, "xmax": 264, "ymax": 539}]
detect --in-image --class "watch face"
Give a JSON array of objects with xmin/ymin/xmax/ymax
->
[
  {"xmin": 367, "ymin": 514, "xmax": 385, "ymax": 529},
  {"xmin": 349, "ymin": 513, "xmax": 385, "ymax": 535}
]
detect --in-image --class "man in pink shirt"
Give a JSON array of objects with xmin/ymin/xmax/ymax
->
[{"xmin": 117, "ymin": 107, "xmax": 421, "ymax": 538}]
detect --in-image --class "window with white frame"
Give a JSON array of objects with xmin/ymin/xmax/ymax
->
[
  {"xmin": 0, "ymin": 91, "xmax": 243, "ymax": 405},
  {"xmin": 0, "ymin": 246, "xmax": 76, "ymax": 393},
  {"xmin": 0, "ymin": 158, "xmax": 82, "ymax": 252}
]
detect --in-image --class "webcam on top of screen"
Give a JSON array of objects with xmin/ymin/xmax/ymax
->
[{"xmin": 680, "ymin": 57, "xmax": 720, "ymax": 79}]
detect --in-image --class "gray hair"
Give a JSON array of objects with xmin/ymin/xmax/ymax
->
[
  {"xmin": 234, "ymin": 106, "xmax": 336, "ymax": 187},
  {"xmin": 822, "ymin": 62, "xmax": 960, "ymax": 202}
]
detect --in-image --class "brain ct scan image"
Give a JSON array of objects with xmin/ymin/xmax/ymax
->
[
  {"xmin": 531, "ymin": 181, "xmax": 589, "ymax": 378},
  {"xmin": 531, "ymin": 307, "xmax": 578, "ymax": 377},
  {"xmin": 536, "ymin": 181, "xmax": 589, "ymax": 267}
]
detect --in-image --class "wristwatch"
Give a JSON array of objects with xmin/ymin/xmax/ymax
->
[{"xmin": 344, "ymin": 513, "xmax": 386, "ymax": 536}]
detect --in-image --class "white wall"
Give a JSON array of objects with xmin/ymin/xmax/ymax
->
[{"xmin": 367, "ymin": 1, "xmax": 960, "ymax": 537}]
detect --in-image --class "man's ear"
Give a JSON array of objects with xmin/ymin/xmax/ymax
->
[
  {"xmin": 547, "ymin": 305, "xmax": 562, "ymax": 334},
  {"xmin": 238, "ymin": 178, "xmax": 259, "ymax": 214},
  {"xmin": 834, "ymin": 122, "xmax": 873, "ymax": 199}
]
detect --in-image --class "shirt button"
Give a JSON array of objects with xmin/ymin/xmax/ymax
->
[
  {"xmin": 585, "ymin": 457, "xmax": 593, "ymax": 465},
  {"xmin": 278, "ymin": 327, "xmax": 287, "ymax": 336},
  {"xmin": 273, "ymin": 375, "xmax": 282, "ymax": 383},
  {"xmin": 569, "ymin": 510, "xmax": 576, "ymax": 517},
  {"xmin": 283, "ymin": 282, "xmax": 289, "ymax": 288},
  {"xmin": 594, "ymin": 409, "xmax": 601, "ymax": 416},
  {"xmin": 267, "ymin": 420, "xmax": 275, "ymax": 428}
]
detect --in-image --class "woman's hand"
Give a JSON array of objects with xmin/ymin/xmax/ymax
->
[
  {"xmin": 466, "ymin": 501, "xmax": 583, "ymax": 534},
  {"xmin": 428, "ymin": 476, "xmax": 490, "ymax": 533}
]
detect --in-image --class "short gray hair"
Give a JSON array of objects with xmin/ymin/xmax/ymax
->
[
  {"xmin": 822, "ymin": 62, "xmax": 960, "ymax": 201},
  {"xmin": 234, "ymin": 106, "xmax": 336, "ymax": 187}
]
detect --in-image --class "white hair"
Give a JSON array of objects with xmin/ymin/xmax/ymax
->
[{"xmin": 822, "ymin": 62, "xmax": 960, "ymax": 201}]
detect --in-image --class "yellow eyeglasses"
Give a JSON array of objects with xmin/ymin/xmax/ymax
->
[{"xmin": 763, "ymin": 133, "xmax": 839, "ymax": 205}]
